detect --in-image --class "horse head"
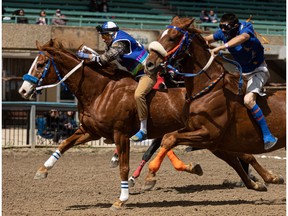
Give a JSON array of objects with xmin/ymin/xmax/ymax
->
[
  {"xmin": 146, "ymin": 16, "xmax": 204, "ymax": 75},
  {"xmin": 18, "ymin": 39, "xmax": 128, "ymax": 101},
  {"xmin": 146, "ymin": 16, "xmax": 241, "ymax": 98},
  {"xmin": 18, "ymin": 39, "xmax": 82, "ymax": 100}
]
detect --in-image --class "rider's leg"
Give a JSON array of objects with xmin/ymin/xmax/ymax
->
[
  {"xmin": 130, "ymin": 74, "xmax": 157, "ymax": 142},
  {"xmin": 244, "ymin": 92, "xmax": 277, "ymax": 150}
]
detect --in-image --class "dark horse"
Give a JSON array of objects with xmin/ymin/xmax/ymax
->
[
  {"xmin": 144, "ymin": 16, "xmax": 286, "ymax": 186},
  {"xmin": 18, "ymin": 39, "xmax": 284, "ymax": 209}
]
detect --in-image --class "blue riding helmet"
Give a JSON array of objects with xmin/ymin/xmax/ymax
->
[{"xmin": 96, "ymin": 21, "xmax": 119, "ymax": 34}]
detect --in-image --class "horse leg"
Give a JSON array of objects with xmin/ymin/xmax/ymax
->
[
  {"xmin": 128, "ymin": 138, "xmax": 161, "ymax": 187},
  {"xmin": 237, "ymin": 153, "xmax": 284, "ymax": 184},
  {"xmin": 146, "ymin": 128, "xmax": 212, "ymax": 177},
  {"xmin": 143, "ymin": 149, "xmax": 203, "ymax": 191},
  {"xmin": 34, "ymin": 126, "xmax": 96, "ymax": 180},
  {"xmin": 212, "ymin": 151, "xmax": 267, "ymax": 191},
  {"xmin": 110, "ymin": 148, "xmax": 119, "ymax": 168},
  {"xmin": 111, "ymin": 132, "xmax": 130, "ymax": 210}
]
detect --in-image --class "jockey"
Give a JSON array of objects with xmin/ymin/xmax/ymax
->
[
  {"xmin": 204, "ymin": 13, "xmax": 277, "ymax": 150},
  {"xmin": 76, "ymin": 21, "xmax": 157, "ymax": 142}
]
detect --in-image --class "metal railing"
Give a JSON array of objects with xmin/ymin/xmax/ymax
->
[{"xmin": 2, "ymin": 101, "xmax": 153, "ymax": 148}]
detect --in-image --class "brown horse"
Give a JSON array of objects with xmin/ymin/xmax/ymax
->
[
  {"xmin": 18, "ymin": 39, "xmax": 283, "ymax": 209},
  {"xmin": 144, "ymin": 16, "xmax": 286, "ymax": 185},
  {"xmin": 17, "ymin": 39, "xmax": 203, "ymax": 209}
]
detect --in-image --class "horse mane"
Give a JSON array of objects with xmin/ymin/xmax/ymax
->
[{"xmin": 41, "ymin": 39, "xmax": 135, "ymax": 81}]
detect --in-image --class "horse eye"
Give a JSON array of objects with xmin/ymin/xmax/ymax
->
[
  {"xmin": 37, "ymin": 63, "xmax": 44, "ymax": 68},
  {"xmin": 169, "ymin": 37, "xmax": 176, "ymax": 42}
]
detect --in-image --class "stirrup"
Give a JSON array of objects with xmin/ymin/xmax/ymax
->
[
  {"xmin": 130, "ymin": 130, "xmax": 147, "ymax": 142},
  {"xmin": 264, "ymin": 136, "xmax": 278, "ymax": 151}
]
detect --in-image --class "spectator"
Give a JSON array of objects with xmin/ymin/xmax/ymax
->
[
  {"xmin": 52, "ymin": 9, "xmax": 67, "ymax": 25},
  {"xmin": 99, "ymin": 0, "xmax": 109, "ymax": 13},
  {"xmin": 61, "ymin": 111, "xmax": 78, "ymax": 139},
  {"xmin": 199, "ymin": 10, "xmax": 209, "ymax": 23},
  {"xmin": 13, "ymin": 9, "xmax": 28, "ymax": 24},
  {"xmin": 89, "ymin": 0, "xmax": 99, "ymax": 12},
  {"xmin": 208, "ymin": 10, "xmax": 218, "ymax": 23},
  {"xmin": 45, "ymin": 109, "xmax": 63, "ymax": 142},
  {"xmin": 36, "ymin": 10, "xmax": 48, "ymax": 25}
]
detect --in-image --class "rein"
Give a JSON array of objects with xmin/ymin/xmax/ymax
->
[{"xmin": 23, "ymin": 51, "xmax": 84, "ymax": 93}]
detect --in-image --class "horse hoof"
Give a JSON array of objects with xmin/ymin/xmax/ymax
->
[
  {"xmin": 110, "ymin": 158, "xmax": 119, "ymax": 168},
  {"xmin": 110, "ymin": 199, "xmax": 126, "ymax": 210},
  {"xmin": 269, "ymin": 175, "xmax": 285, "ymax": 184},
  {"xmin": 34, "ymin": 171, "xmax": 48, "ymax": 180},
  {"xmin": 128, "ymin": 176, "xmax": 135, "ymax": 187},
  {"xmin": 275, "ymin": 175, "xmax": 285, "ymax": 184},
  {"xmin": 142, "ymin": 179, "xmax": 156, "ymax": 191},
  {"xmin": 254, "ymin": 182, "xmax": 267, "ymax": 192},
  {"xmin": 186, "ymin": 163, "xmax": 203, "ymax": 176}
]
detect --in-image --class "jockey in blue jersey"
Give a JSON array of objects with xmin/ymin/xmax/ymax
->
[
  {"xmin": 77, "ymin": 21, "xmax": 156, "ymax": 142},
  {"xmin": 204, "ymin": 13, "xmax": 277, "ymax": 150},
  {"xmin": 77, "ymin": 21, "xmax": 148, "ymax": 79}
]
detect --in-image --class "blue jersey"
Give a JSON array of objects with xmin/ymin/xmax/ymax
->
[
  {"xmin": 213, "ymin": 21, "xmax": 264, "ymax": 73},
  {"xmin": 112, "ymin": 30, "xmax": 148, "ymax": 77}
]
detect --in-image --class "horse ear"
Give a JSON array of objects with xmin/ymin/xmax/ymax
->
[
  {"xmin": 188, "ymin": 18, "xmax": 203, "ymax": 34},
  {"xmin": 49, "ymin": 39, "xmax": 55, "ymax": 47},
  {"xmin": 36, "ymin": 40, "xmax": 42, "ymax": 50},
  {"xmin": 171, "ymin": 16, "xmax": 179, "ymax": 22}
]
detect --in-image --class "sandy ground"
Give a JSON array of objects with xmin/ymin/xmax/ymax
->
[{"xmin": 2, "ymin": 147, "xmax": 286, "ymax": 216}]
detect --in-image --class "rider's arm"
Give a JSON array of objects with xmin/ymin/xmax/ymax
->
[
  {"xmin": 203, "ymin": 34, "xmax": 215, "ymax": 44},
  {"xmin": 211, "ymin": 33, "xmax": 250, "ymax": 55},
  {"xmin": 97, "ymin": 41, "xmax": 127, "ymax": 65}
]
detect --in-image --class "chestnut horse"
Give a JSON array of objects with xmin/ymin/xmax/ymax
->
[
  {"xmin": 18, "ymin": 39, "xmax": 283, "ymax": 209},
  {"xmin": 144, "ymin": 16, "xmax": 286, "ymax": 185},
  {"xmin": 17, "ymin": 39, "xmax": 203, "ymax": 209}
]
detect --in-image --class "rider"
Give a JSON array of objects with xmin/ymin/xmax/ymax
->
[
  {"xmin": 76, "ymin": 21, "xmax": 156, "ymax": 142},
  {"xmin": 204, "ymin": 13, "xmax": 277, "ymax": 150}
]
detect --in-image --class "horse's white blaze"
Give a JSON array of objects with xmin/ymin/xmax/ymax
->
[
  {"xmin": 160, "ymin": 29, "xmax": 169, "ymax": 39},
  {"xmin": 28, "ymin": 56, "xmax": 39, "ymax": 75}
]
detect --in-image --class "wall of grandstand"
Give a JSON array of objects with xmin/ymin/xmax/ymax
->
[{"xmin": 2, "ymin": 23, "xmax": 285, "ymax": 60}]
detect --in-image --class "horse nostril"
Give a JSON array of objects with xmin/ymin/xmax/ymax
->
[{"xmin": 146, "ymin": 61, "xmax": 155, "ymax": 70}]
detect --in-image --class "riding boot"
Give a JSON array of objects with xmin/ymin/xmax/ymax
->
[
  {"xmin": 250, "ymin": 104, "xmax": 278, "ymax": 150},
  {"xmin": 130, "ymin": 119, "xmax": 147, "ymax": 142}
]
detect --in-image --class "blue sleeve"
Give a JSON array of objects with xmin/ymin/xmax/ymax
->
[
  {"xmin": 213, "ymin": 29, "xmax": 224, "ymax": 41},
  {"xmin": 239, "ymin": 22, "xmax": 255, "ymax": 38}
]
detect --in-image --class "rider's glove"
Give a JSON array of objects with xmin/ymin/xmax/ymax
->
[
  {"xmin": 76, "ymin": 51, "xmax": 90, "ymax": 59},
  {"xmin": 168, "ymin": 69, "xmax": 175, "ymax": 78},
  {"xmin": 91, "ymin": 54, "xmax": 101, "ymax": 64}
]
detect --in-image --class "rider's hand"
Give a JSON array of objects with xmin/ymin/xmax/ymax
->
[
  {"xmin": 91, "ymin": 54, "xmax": 101, "ymax": 64},
  {"xmin": 76, "ymin": 51, "xmax": 90, "ymax": 59},
  {"xmin": 211, "ymin": 45, "xmax": 225, "ymax": 56},
  {"xmin": 168, "ymin": 69, "xmax": 175, "ymax": 78}
]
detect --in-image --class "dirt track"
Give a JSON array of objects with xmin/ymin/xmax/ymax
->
[{"xmin": 2, "ymin": 147, "xmax": 286, "ymax": 216}]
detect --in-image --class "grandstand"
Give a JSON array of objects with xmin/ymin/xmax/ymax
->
[{"xmin": 2, "ymin": 0, "xmax": 286, "ymax": 34}]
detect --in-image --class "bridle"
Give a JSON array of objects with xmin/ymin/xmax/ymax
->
[
  {"xmin": 150, "ymin": 25, "xmax": 217, "ymax": 78},
  {"xmin": 149, "ymin": 24, "xmax": 243, "ymax": 99},
  {"xmin": 23, "ymin": 51, "xmax": 83, "ymax": 94}
]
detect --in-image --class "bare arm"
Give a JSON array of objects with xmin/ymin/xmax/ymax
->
[
  {"xmin": 211, "ymin": 33, "xmax": 250, "ymax": 55},
  {"xmin": 203, "ymin": 34, "xmax": 216, "ymax": 44}
]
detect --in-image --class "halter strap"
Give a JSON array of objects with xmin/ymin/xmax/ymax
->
[{"xmin": 23, "ymin": 51, "xmax": 84, "ymax": 93}]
